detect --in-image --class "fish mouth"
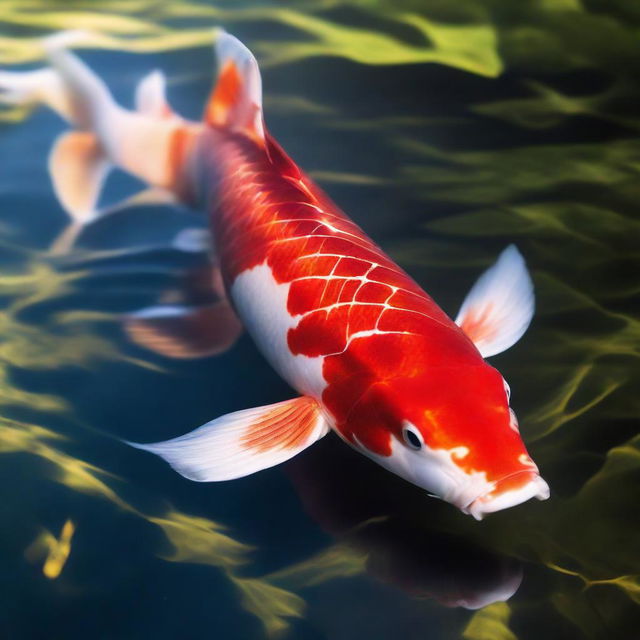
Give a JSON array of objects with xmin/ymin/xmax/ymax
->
[{"xmin": 461, "ymin": 471, "xmax": 550, "ymax": 521}]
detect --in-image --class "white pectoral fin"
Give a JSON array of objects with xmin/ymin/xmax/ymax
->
[
  {"xmin": 128, "ymin": 396, "xmax": 329, "ymax": 481},
  {"xmin": 455, "ymin": 245, "xmax": 534, "ymax": 358}
]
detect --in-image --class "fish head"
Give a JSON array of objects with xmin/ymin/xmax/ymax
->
[{"xmin": 349, "ymin": 364, "xmax": 549, "ymax": 520}]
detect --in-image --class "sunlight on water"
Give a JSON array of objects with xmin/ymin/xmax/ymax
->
[
  {"xmin": 0, "ymin": 266, "xmax": 306, "ymax": 633},
  {"xmin": 462, "ymin": 602, "xmax": 516, "ymax": 640},
  {"xmin": 0, "ymin": 0, "xmax": 502, "ymax": 75},
  {"xmin": 230, "ymin": 578, "xmax": 306, "ymax": 637},
  {"xmin": 25, "ymin": 518, "xmax": 76, "ymax": 580},
  {"xmin": 0, "ymin": 0, "xmax": 638, "ymax": 638},
  {"xmin": 0, "ymin": 407, "xmax": 307, "ymax": 634},
  {"xmin": 267, "ymin": 543, "xmax": 367, "ymax": 590},
  {"xmin": 471, "ymin": 80, "xmax": 640, "ymax": 133}
]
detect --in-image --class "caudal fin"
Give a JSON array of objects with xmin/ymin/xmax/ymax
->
[
  {"xmin": 0, "ymin": 31, "xmax": 199, "ymax": 252},
  {"xmin": 44, "ymin": 35, "xmax": 191, "ymax": 192},
  {"xmin": 0, "ymin": 34, "xmax": 114, "ymax": 244},
  {"xmin": 0, "ymin": 68, "xmax": 71, "ymax": 120}
]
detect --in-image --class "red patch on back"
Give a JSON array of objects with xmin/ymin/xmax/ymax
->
[
  {"xmin": 355, "ymin": 281, "xmax": 391, "ymax": 304},
  {"xmin": 288, "ymin": 306, "xmax": 350, "ymax": 357},
  {"xmin": 334, "ymin": 258, "xmax": 371, "ymax": 278},
  {"xmin": 287, "ymin": 279, "xmax": 327, "ymax": 316},
  {"xmin": 338, "ymin": 279, "xmax": 360, "ymax": 302}
]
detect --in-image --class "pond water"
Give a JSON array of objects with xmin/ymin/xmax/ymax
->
[{"xmin": 0, "ymin": 1, "xmax": 638, "ymax": 639}]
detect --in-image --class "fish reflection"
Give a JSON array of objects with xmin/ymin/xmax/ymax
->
[{"xmin": 286, "ymin": 437, "xmax": 523, "ymax": 609}]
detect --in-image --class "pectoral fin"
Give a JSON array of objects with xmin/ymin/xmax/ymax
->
[
  {"xmin": 455, "ymin": 245, "xmax": 534, "ymax": 358},
  {"xmin": 128, "ymin": 396, "xmax": 329, "ymax": 481}
]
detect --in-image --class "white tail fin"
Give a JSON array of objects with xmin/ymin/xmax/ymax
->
[
  {"xmin": 0, "ymin": 68, "xmax": 72, "ymax": 120},
  {"xmin": 43, "ymin": 36, "xmax": 191, "ymax": 187},
  {"xmin": 0, "ymin": 31, "xmax": 202, "ymax": 252},
  {"xmin": 42, "ymin": 32, "xmax": 114, "ymax": 131}
]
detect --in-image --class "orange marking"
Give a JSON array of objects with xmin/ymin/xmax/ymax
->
[
  {"xmin": 166, "ymin": 125, "xmax": 197, "ymax": 201},
  {"xmin": 460, "ymin": 303, "xmax": 497, "ymax": 344},
  {"xmin": 486, "ymin": 470, "xmax": 537, "ymax": 499},
  {"xmin": 204, "ymin": 62, "xmax": 264, "ymax": 147},
  {"xmin": 206, "ymin": 61, "xmax": 241, "ymax": 126},
  {"xmin": 240, "ymin": 397, "xmax": 320, "ymax": 453}
]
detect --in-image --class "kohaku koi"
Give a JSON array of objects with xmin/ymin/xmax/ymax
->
[{"xmin": 0, "ymin": 30, "xmax": 549, "ymax": 519}]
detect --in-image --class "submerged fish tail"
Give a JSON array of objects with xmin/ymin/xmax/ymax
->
[{"xmin": 0, "ymin": 31, "xmax": 200, "ymax": 251}]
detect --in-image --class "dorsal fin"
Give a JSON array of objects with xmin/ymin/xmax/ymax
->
[
  {"xmin": 204, "ymin": 30, "xmax": 265, "ymax": 145},
  {"xmin": 135, "ymin": 70, "xmax": 174, "ymax": 120}
]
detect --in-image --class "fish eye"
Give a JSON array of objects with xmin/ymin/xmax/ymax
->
[
  {"xmin": 402, "ymin": 425, "xmax": 423, "ymax": 450},
  {"xmin": 503, "ymin": 379, "xmax": 511, "ymax": 401}
]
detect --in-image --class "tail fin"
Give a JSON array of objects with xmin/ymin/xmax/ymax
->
[
  {"xmin": 0, "ymin": 68, "xmax": 72, "ymax": 120},
  {"xmin": 204, "ymin": 30, "xmax": 265, "ymax": 146},
  {"xmin": 0, "ymin": 32, "xmax": 114, "ymax": 232},
  {"xmin": 43, "ymin": 35, "xmax": 187, "ymax": 188},
  {"xmin": 0, "ymin": 31, "xmax": 197, "ymax": 252},
  {"xmin": 42, "ymin": 31, "xmax": 115, "ymax": 131}
]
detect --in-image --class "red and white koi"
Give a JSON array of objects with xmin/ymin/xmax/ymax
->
[{"xmin": 0, "ymin": 30, "xmax": 550, "ymax": 519}]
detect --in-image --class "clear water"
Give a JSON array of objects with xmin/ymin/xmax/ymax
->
[{"xmin": 0, "ymin": 1, "xmax": 638, "ymax": 639}]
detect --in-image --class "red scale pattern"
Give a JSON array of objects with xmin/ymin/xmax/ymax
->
[{"xmin": 204, "ymin": 130, "xmax": 532, "ymax": 485}]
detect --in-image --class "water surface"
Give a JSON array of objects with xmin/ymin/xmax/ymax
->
[{"xmin": 0, "ymin": 1, "xmax": 638, "ymax": 639}]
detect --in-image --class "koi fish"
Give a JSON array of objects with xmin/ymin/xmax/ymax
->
[{"xmin": 0, "ymin": 30, "xmax": 549, "ymax": 519}]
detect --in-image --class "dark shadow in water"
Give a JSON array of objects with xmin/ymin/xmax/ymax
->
[{"xmin": 287, "ymin": 436, "xmax": 523, "ymax": 610}]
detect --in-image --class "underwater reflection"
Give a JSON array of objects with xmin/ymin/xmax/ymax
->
[{"xmin": 286, "ymin": 436, "xmax": 523, "ymax": 610}]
